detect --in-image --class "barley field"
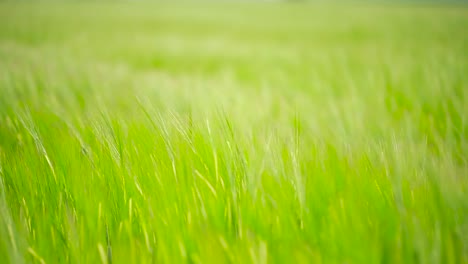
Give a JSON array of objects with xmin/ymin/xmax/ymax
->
[{"xmin": 0, "ymin": 2, "xmax": 467, "ymax": 263}]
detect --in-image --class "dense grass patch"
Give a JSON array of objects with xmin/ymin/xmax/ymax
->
[{"xmin": 0, "ymin": 2, "xmax": 467, "ymax": 263}]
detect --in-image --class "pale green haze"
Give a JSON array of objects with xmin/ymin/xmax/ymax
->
[{"xmin": 0, "ymin": 2, "xmax": 467, "ymax": 263}]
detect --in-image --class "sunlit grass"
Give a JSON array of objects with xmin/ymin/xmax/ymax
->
[{"xmin": 0, "ymin": 2, "xmax": 467, "ymax": 263}]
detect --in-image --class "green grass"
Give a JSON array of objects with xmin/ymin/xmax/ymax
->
[{"xmin": 0, "ymin": 2, "xmax": 467, "ymax": 263}]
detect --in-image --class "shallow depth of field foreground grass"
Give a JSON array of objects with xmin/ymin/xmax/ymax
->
[{"xmin": 0, "ymin": 2, "xmax": 467, "ymax": 263}]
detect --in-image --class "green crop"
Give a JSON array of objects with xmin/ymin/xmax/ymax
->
[{"xmin": 0, "ymin": 2, "xmax": 467, "ymax": 263}]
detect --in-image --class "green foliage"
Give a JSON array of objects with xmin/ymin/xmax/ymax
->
[{"xmin": 0, "ymin": 2, "xmax": 467, "ymax": 263}]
